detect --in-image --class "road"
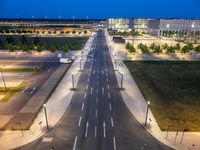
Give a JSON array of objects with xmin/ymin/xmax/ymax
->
[{"xmin": 18, "ymin": 30, "xmax": 172, "ymax": 150}]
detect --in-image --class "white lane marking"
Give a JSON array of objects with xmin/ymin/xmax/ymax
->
[
  {"xmin": 93, "ymin": 70, "xmax": 95, "ymax": 75},
  {"xmin": 73, "ymin": 136, "xmax": 78, "ymax": 150},
  {"xmin": 89, "ymin": 73, "xmax": 91, "ymax": 77},
  {"xmin": 111, "ymin": 117, "xmax": 114, "ymax": 127},
  {"xmin": 85, "ymin": 121, "xmax": 89, "ymax": 138},
  {"xmin": 97, "ymin": 81, "xmax": 99, "ymax": 86},
  {"xmin": 96, "ymin": 88, "xmax": 99, "ymax": 94},
  {"xmin": 30, "ymin": 87, "xmax": 36, "ymax": 94},
  {"xmin": 113, "ymin": 137, "xmax": 117, "ymax": 150},
  {"xmin": 95, "ymin": 109, "xmax": 98, "ymax": 118},
  {"xmin": 95, "ymin": 125, "xmax": 97, "ymax": 138},
  {"xmin": 107, "ymin": 84, "xmax": 110, "ymax": 90},
  {"xmin": 86, "ymin": 85, "xmax": 88, "ymax": 90},
  {"xmin": 106, "ymin": 73, "xmax": 108, "ymax": 76},
  {"xmin": 97, "ymin": 75, "xmax": 99, "ymax": 79},
  {"xmin": 109, "ymin": 103, "xmax": 112, "ymax": 111},
  {"xmin": 90, "ymin": 68, "xmax": 92, "ymax": 71},
  {"xmin": 108, "ymin": 92, "xmax": 111, "ymax": 99},
  {"xmin": 103, "ymin": 121, "xmax": 106, "ymax": 138},
  {"xmin": 84, "ymin": 92, "xmax": 87, "ymax": 99},
  {"xmin": 102, "ymin": 70, "xmax": 104, "ymax": 74},
  {"xmin": 102, "ymin": 87, "xmax": 104, "ymax": 95},
  {"xmin": 96, "ymin": 97, "xmax": 98, "ymax": 104},
  {"xmin": 47, "ymin": 68, "xmax": 52, "ymax": 72},
  {"xmin": 81, "ymin": 103, "xmax": 85, "ymax": 110},
  {"xmin": 21, "ymin": 86, "xmax": 29, "ymax": 94},
  {"xmin": 87, "ymin": 78, "xmax": 90, "ymax": 83},
  {"xmin": 107, "ymin": 78, "xmax": 109, "ymax": 82},
  {"xmin": 78, "ymin": 117, "xmax": 82, "ymax": 126}
]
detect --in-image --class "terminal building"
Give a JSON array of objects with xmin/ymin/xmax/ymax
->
[
  {"xmin": 148, "ymin": 19, "xmax": 200, "ymax": 37},
  {"xmin": 107, "ymin": 18, "xmax": 148, "ymax": 32}
]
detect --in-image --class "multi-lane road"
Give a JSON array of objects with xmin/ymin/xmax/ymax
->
[{"xmin": 18, "ymin": 30, "xmax": 172, "ymax": 150}]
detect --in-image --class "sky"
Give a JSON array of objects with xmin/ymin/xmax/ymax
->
[{"xmin": 0, "ymin": 0, "xmax": 200, "ymax": 19}]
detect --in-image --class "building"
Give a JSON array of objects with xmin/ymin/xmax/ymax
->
[
  {"xmin": 107, "ymin": 18, "xmax": 149, "ymax": 33},
  {"xmin": 107, "ymin": 18, "xmax": 134, "ymax": 31},
  {"xmin": 148, "ymin": 19, "xmax": 200, "ymax": 37},
  {"xmin": 133, "ymin": 19, "xmax": 148, "ymax": 33}
]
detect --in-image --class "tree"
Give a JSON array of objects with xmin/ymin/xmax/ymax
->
[
  {"xmin": 72, "ymin": 31, "xmax": 76, "ymax": 34},
  {"xmin": 174, "ymin": 43, "xmax": 181, "ymax": 51},
  {"xmin": 194, "ymin": 45, "xmax": 200, "ymax": 53},
  {"xmin": 21, "ymin": 44, "xmax": 29, "ymax": 52},
  {"xmin": 138, "ymin": 43, "xmax": 149, "ymax": 54},
  {"xmin": 166, "ymin": 46, "xmax": 175, "ymax": 54},
  {"xmin": 84, "ymin": 30, "xmax": 88, "ymax": 34},
  {"xmin": 186, "ymin": 43, "xmax": 193, "ymax": 50},
  {"xmin": 67, "ymin": 41, "xmax": 72, "ymax": 49},
  {"xmin": 181, "ymin": 45, "xmax": 190, "ymax": 54},
  {"xmin": 66, "ymin": 31, "xmax": 70, "ymax": 34},
  {"xmin": 63, "ymin": 44, "xmax": 69, "ymax": 53},
  {"xmin": 125, "ymin": 42, "xmax": 131, "ymax": 50},
  {"xmin": 129, "ymin": 45, "xmax": 136, "ymax": 54},
  {"xmin": 16, "ymin": 41, "xmax": 23, "ymax": 50},
  {"xmin": 149, "ymin": 43, "xmax": 156, "ymax": 51},
  {"xmin": 60, "ymin": 31, "xmax": 64, "ymax": 34},
  {"xmin": 162, "ymin": 43, "xmax": 169, "ymax": 50},
  {"xmin": 49, "ymin": 44, "xmax": 56, "ymax": 53},
  {"xmin": 153, "ymin": 45, "xmax": 162, "ymax": 54},
  {"xmin": 5, "ymin": 43, "xmax": 15, "ymax": 52}
]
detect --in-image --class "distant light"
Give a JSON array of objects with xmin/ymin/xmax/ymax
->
[
  {"xmin": 147, "ymin": 101, "xmax": 150, "ymax": 105},
  {"xmin": 191, "ymin": 24, "xmax": 195, "ymax": 28},
  {"xmin": 166, "ymin": 24, "xmax": 170, "ymax": 28}
]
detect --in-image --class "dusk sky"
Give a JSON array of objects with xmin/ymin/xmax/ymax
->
[{"xmin": 0, "ymin": 0, "xmax": 200, "ymax": 19}]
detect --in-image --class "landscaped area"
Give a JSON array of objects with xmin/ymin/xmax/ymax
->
[{"xmin": 124, "ymin": 60, "xmax": 200, "ymax": 131}]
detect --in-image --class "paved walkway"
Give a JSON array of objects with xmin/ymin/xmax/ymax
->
[
  {"xmin": 0, "ymin": 36, "xmax": 94, "ymax": 150},
  {"xmin": 105, "ymin": 31, "xmax": 200, "ymax": 150}
]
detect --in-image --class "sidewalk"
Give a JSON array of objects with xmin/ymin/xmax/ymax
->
[
  {"xmin": 0, "ymin": 36, "xmax": 94, "ymax": 150},
  {"xmin": 105, "ymin": 31, "xmax": 193, "ymax": 150}
]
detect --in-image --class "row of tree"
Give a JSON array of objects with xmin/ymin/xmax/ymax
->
[
  {"xmin": 4, "ymin": 42, "xmax": 72, "ymax": 53},
  {"xmin": 125, "ymin": 42, "xmax": 200, "ymax": 54},
  {"xmin": 109, "ymin": 30, "xmax": 142, "ymax": 36},
  {"xmin": 0, "ymin": 29, "xmax": 88, "ymax": 35}
]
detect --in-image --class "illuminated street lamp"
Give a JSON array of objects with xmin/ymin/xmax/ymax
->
[
  {"xmin": 72, "ymin": 72, "xmax": 75, "ymax": 90},
  {"xmin": 43, "ymin": 104, "xmax": 49, "ymax": 130},
  {"xmin": 119, "ymin": 71, "xmax": 124, "ymax": 89},
  {"xmin": 0, "ymin": 65, "xmax": 6, "ymax": 91},
  {"xmin": 145, "ymin": 101, "xmax": 150, "ymax": 126}
]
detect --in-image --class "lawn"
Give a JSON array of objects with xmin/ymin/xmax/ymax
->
[{"xmin": 124, "ymin": 60, "xmax": 200, "ymax": 131}]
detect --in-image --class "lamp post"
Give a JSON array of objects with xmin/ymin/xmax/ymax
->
[
  {"xmin": 80, "ymin": 58, "xmax": 82, "ymax": 71},
  {"xmin": 145, "ymin": 101, "xmax": 150, "ymax": 126},
  {"xmin": 119, "ymin": 71, "xmax": 123, "ymax": 89},
  {"xmin": 43, "ymin": 104, "xmax": 49, "ymax": 130},
  {"xmin": 72, "ymin": 72, "xmax": 74, "ymax": 90},
  {"xmin": 0, "ymin": 65, "xmax": 6, "ymax": 91},
  {"xmin": 115, "ymin": 56, "xmax": 118, "ymax": 71},
  {"xmin": 30, "ymin": 50, "xmax": 35, "ymax": 71}
]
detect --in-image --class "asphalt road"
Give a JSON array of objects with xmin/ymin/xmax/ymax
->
[{"xmin": 17, "ymin": 30, "xmax": 172, "ymax": 150}]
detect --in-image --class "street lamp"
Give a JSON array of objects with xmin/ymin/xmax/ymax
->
[
  {"xmin": 145, "ymin": 101, "xmax": 150, "ymax": 126},
  {"xmin": 115, "ymin": 56, "xmax": 118, "ymax": 71},
  {"xmin": 30, "ymin": 50, "xmax": 35, "ymax": 71},
  {"xmin": 0, "ymin": 65, "xmax": 6, "ymax": 91},
  {"xmin": 119, "ymin": 71, "xmax": 123, "ymax": 89},
  {"xmin": 80, "ymin": 58, "xmax": 82, "ymax": 71},
  {"xmin": 71, "ymin": 72, "xmax": 74, "ymax": 90},
  {"xmin": 43, "ymin": 104, "xmax": 49, "ymax": 130}
]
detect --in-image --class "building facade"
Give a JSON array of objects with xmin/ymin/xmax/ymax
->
[
  {"xmin": 133, "ymin": 19, "xmax": 148, "ymax": 33},
  {"xmin": 148, "ymin": 19, "xmax": 200, "ymax": 37},
  {"xmin": 107, "ymin": 18, "xmax": 134, "ymax": 31}
]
